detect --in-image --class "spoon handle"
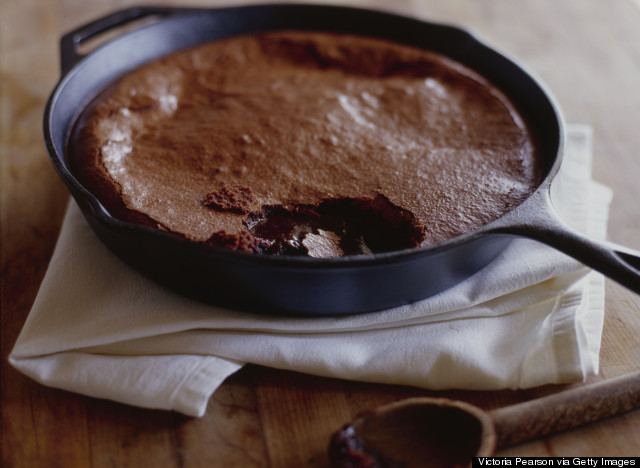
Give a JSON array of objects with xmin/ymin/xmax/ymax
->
[{"xmin": 490, "ymin": 370, "xmax": 640, "ymax": 448}]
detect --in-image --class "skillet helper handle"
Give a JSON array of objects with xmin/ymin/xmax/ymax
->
[
  {"xmin": 59, "ymin": 6, "xmax": 178, "ymax": 75},
  {"xmin": 490, "ymin": 370, "xmax": 640, "ymax": 448},
  {"xmin": 495, "ymin": 191, "xmax": 640, "ymax": 295}
]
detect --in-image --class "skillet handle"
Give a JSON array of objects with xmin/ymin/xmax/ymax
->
[
  {"xmin": 59, "ymin": 6, "xmax": 180, "ymax": 75},
  {"xmin": 493, "ymin": 191, "xmax": 640, "ymax": 295}
]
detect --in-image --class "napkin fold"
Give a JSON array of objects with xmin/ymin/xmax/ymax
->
[{"xmin": 9, "ymin": 125, "xmax": 612, "ymax": 417}]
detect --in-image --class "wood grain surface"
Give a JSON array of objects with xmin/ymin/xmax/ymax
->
[{"xmin": 2, "ymin": 0, "xmax": 640, "ymax": 466}]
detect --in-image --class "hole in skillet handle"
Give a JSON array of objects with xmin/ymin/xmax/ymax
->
[{"xmin": 59, "ymin": 6, "xmax": 178, "ymax": 75}]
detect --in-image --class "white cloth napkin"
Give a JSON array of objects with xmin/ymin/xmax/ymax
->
[{"xmin": 9, "ymin": 124, "xmax": 612, "ymax": 417}]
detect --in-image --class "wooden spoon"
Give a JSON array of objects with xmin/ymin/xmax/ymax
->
[{"xmin": 329, "ymin": 371, "xmax": 640, "ymax": 467}]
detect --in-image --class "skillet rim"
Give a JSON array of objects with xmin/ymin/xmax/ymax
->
[{"xmin": 43, "ymin": 2, "xmax": 565, "ymax": 270}]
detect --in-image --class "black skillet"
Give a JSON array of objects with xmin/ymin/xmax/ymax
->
[{"xmin": 43, "ymin": 4, "xmax": 640, "ymax": 315}]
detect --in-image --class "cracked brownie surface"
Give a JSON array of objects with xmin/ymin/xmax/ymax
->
[{"xmin": 68, "ymin": 31, "xmax": 541, "ymax": 256}]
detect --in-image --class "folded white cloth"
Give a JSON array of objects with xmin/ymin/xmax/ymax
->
[{"xmin": 9, "ymin": 124, "xmax": 612, "ymax": 417}]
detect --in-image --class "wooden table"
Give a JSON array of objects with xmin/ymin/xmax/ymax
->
[{"xmin": 2, "ymin": 0, "xmax": 640, "ymax": 465}]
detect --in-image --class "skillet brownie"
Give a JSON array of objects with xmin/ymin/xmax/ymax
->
[{"xmin": 68, "ymin": 31, "xmax": 542, "ymax": 257}]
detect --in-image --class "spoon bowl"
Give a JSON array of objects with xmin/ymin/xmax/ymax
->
[{"xmin": 330, "ymin": 398, "xmax": 496, "ymax": 467}]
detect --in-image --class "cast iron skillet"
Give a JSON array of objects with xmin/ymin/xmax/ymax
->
[{"xmin": 44, "ymin": 4, "xmax": 640, "ymax": 315}]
